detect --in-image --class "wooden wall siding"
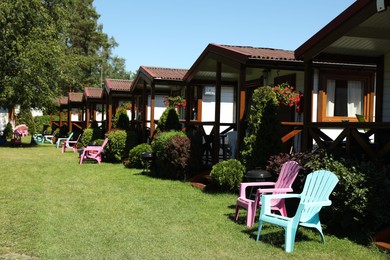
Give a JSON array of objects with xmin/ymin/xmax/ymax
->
[{"xmin": 383, "ymin": 53, "xmax": 390, "ymax": 122}]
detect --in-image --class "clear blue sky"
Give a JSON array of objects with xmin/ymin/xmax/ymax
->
[{"xmin": 94, "ymin": 0, "xmax": 356, "ymax": 73}]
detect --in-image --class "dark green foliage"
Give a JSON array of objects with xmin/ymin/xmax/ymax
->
[
  {"xmin": 267, "ymin": 150, "xmax": 390, "ymax": 235},
  {"xmin": 80, "ymin": 127, "xmax": 104, "ymax": 147},
  {"xmin": 157, "ymin": 107, "xmax": 181, "ymax": 132},
  {"xmin": 34, "ymin": 115, "xmax": 51, "ymax": 134},
  {"xmin": 125, "ymin": 143, "xmax": 152, "ymax": 169},
  {"xmin": 0, "ymin": 0, "xmax": 132, "ymax": 110},
  {"xmin": 3, "ymin": 122, "xmax": 13, "ymax": 140},
  {"xmin": 151, "ymin": 131, "xmax": 190, "ymax": 180},
  {"xmin": 210, "ymin": 159, "xmax": 246, "ymax": 192},
  {"xmin": 241, "ymin": 86, "xmax": 282, "ymax": 170},
  {"xmin": 105, "ymin": 129, "xmax": 138, "ymax": 163},
  {"xmin": 113, "ymin": 108, "xmax": 129, "ymax": 130},
  {"xmin": 17, "ymin": 107, "xmax": 35, "ymax": 133}
]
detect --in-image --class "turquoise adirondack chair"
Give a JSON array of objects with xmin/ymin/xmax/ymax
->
[
  {"xmin": 235, "ymin": 161, "xmax": 301, "ymax": 227},
  {"xmin": 56, "ymin": 132, "xmax": 73, "ymax": 148},
  {"xmin": 256, "ymin": 170, "xmax": 339, "ymax": 253}
]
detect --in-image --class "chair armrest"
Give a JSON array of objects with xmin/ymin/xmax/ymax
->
[
  {"xmin": 260, "ymin": 193, "xmax": 301, "ymax": 214},
  {"xmin": 257, "ymin": 187, "xmax": 293, "ymax": 194},
  {"xmin": 239, "ymin": 182, "xmax": 276, "ymax": 198},
  {"xmin": 83, "ymin": 146, "xmax": 102, "ymax": 152}
]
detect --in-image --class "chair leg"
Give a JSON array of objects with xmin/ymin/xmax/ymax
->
[
  {"xmin": 246, "ymin": 205, "xmax": 253, "ymax": 227},
  {"xmin": 79, "ymin": 152, "xmax": 85, "ymax": 164},
  {"xmin": 285, "ymin": 227, "xmax": 297, "ymax": 253},
  {"xmin": 234, "ymin": 204, "xmax": 240, "ymax": 222},
  {"xmin": 279, "ymin": 205, "xmax": 288, "ymax": 217},
  {"xmin": 256, "ymin": 221, "xmax": 263, "ymax": 241}
]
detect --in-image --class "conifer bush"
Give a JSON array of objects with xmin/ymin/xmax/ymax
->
[{"xmin": 210, "ymin": 159, "xmax": 245, "ymax": 192}]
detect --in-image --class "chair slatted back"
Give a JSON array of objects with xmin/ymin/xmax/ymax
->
[
  {"xmin": 274, "ymin": 161, "xmax": 301, "ymax": 192},
  {"xmin": 299, "ymin": 170, "xmax": 339, "ymax": 222}
]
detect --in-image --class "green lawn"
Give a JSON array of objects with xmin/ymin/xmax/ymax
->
[{"xmin": 0, "ymin": 142, "xmax": 388, "ymax": 259}]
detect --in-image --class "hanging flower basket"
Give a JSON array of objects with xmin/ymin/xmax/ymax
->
[
  {"xmin": 272, "ymin": 83, "xmax": 303, "ymax": 113},
  {"xmin": 164, "ymin": 96, "xmax": 186, "ymax": 108}
]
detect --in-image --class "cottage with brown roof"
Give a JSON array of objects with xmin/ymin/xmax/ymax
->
[
  {"xmin": 103, "ymin": 78, "xmax": 133, "ymax": 131},
  {"xmin": 131, "ymin": 66, "xmax": 188, "ymax": 138}
]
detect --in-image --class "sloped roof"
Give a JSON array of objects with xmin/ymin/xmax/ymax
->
[
  {"xmin": 105, "ymin": 78, "xmax": 133, "ymax": 92},
  {"xmin": 295, "ymin": 0, "xmax": 390, "ymax": 63},
  {"xmin": 184, "ymin": 43, "xmax": 301, "ymax": 82},
  {"xmin": 68, "ymin": 92, "xmax": 83, "ymax": 103},
  {"xmin": 84, "ymin": 87, "xmax": 103, "ymax": 99},
  {"xmin": 56, "ymin": 97, "xmax": 68, "ymax": 106},
  {"xmin": 140, "ymin": 66, "xmax": 188, "ymax": 80},
  {"xmin": 217, "ymin": 44, "xmax": 296, "ymax": 61}
]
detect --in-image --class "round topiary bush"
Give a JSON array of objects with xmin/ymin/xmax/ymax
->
[
  {"xmin": 125, "ymin": 143, "xmax": 152, "ymax": 169},
  {"xmin": 210, "ymin": 159, "xmax": 245, "ymax": 192},
  {"xmin": 151, "ymin": 130, "xmax": 190, "ymax": 180}
]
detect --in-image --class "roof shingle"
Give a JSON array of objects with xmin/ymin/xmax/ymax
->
[
  {"xmin": 217, "ymin": 44, "xmax": 296, "ymax": 61},
  {"xmin": 141, "ymin": 66, "xmax": 188, "ymax": 80},
  {"xmin": 105, "ymin": 79, "xmax": 133, "ymax": 91}
]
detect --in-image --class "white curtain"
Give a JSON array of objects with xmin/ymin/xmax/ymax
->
[
  {"xmin": 347, "ymin": 81, "xmax": 363, "ymax": 117},
  {"xmin": 326, "ymin": 80, "xmax": 335, "ymax": 116}
]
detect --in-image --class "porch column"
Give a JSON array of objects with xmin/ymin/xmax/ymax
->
[
  {"xmin": 375, "ymin": 56, "xmax": 384, "ymax": 122},
  {"xmin": 142, "ymin": 81, "xmax": 147, "ymax": 141},
  {"xmin": 86, "ymin": 100, "xmax": 90, "ymax": 129},
  {"xmin": 67, "ymin": 102, "xmax": 72, "ymax": 132},
  {"xmin": 107, "ymin": 94, "xmax": 113, "ymax": 131},
  {"xmin": 197, "ymin": 86, "xmax": 202, "ymax": 121},
  {"xmin": 237, "ymin": 64, "xmax": 246, "ymax": 159},
  {"xmin": 150, "ymin": 82, "xmax": 155, "ymax": 138},
  {"xmin": 212, "ymin": 62, "xmax": 222, "ymax": 164},
  {"xmin": 130, "ymin": 93, "xmax": 135, "ymax": 127},
  {"xmin": 302, "ymin": 59, "xmax": 313, "ymax": 151}
]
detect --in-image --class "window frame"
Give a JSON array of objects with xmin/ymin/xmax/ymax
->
[{"xmin": 318, "ymin": 70, "xmax": 375, "ymax": 122}]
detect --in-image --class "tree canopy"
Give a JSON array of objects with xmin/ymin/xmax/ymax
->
[{"xmin": 0, "ymin": 0, "xmax": 132, "ymax": 111}]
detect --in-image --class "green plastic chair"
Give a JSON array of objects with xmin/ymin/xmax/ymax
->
[{"xmin": 256, "ymin": 170, "xmax": 339, "ymax": 253}]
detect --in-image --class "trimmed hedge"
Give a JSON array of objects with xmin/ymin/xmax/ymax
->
[
  {"xmin": 124, "ymin": 143, "xmax": 152, "ymax": 169},
  {"xmin": 151, "ymin": 131, "xmax": 190, "ymax": 180},
  {"xmin": 210, "ymin": 159, "xmax": 245, "ymax": 192},
  {"xmin": 105, "ymin": 129, "xmax": 138, "ymax": 163}
]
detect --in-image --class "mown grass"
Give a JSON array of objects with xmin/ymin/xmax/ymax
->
[{"xmin": 0, "ymin": 140, "xmax": 388, "ymax": 259}]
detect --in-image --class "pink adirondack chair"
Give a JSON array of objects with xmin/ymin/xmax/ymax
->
[
  {"xmin": 62, "ymin": 134, "xmax": 81, "ymax": 153},
  {"xmin": 234, "ymin": 161, "xmax": 301, "ymax": 227},
  {"xmin": 79, "ymin": 138, "xmax": 108, "ymax": 164}
]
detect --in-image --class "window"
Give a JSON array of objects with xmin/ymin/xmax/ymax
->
[{"xmin": 319, "ymin": 71, "xmax": 374, "ymax": 122}]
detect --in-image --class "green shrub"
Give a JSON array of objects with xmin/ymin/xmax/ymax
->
[
  {"xmin": 113, "ymin": 108, "xmax": 129, "ymax": 130},
  {"xmin": 34, "ymin": 115, "xmax": 51, "ymax": 134},
  {"xmin": 105, "ymin": 129, "xmax": 138, "ymax": 163},
  {"xmin": 157, "ymin": 107, "xmax": 181, "ymax": 132},
  {"xmin": 80, "ymin": 127, "xmax": 104, "ymax": 147},
  {"xmin": 210, "ymin": 159, "xmax": 245, "ymax": 192},
  {"xmin": 3, "ymin": 122, "xmax": 13, "ymax": 140},
  {"xmin": 151, "ymin": 131, "xmax": 190, "ymax": 180},
  {"xmin": 125, "ymin": 143, "xmax": 152, "ymax": 169},
  {"xmin": 267, "ymin": 150, "xmax": 390, "ymax": 235},
  {"xmin": 241, "ymin": 86, "xmax": 281, "ymax": 170}
]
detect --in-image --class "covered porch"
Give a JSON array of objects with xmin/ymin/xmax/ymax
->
[{"xmin": 295, "ymin": 0, "xmax": 390, "ymax": 166}]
